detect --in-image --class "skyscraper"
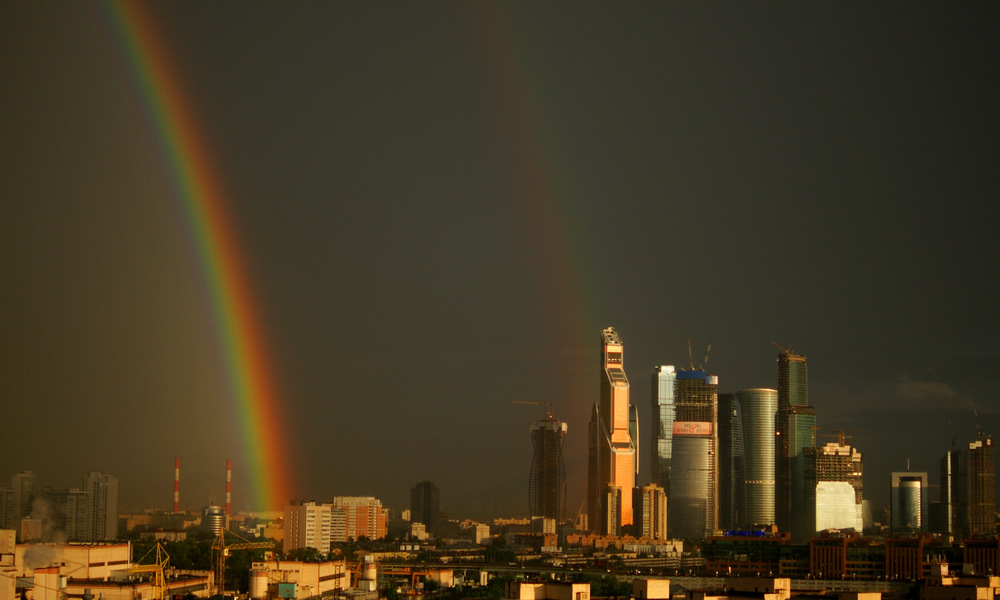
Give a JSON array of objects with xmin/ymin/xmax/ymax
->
[
  {"xmin": 718, "ymin": 393, "xmax": 745, "ymax": 530},
  {"xmin": 967, "ymin": 437, "xmax": 995, "ymax": 537},
  {"xmin": 803, "ymin": 439, "xmax": 864, "ymax": 536},
  {"xmin": 670, "ymin": 369, "xmax": 719, "ymax": 539},
  {"xmin": 775, "ymin": 349, "xmax": 816, "ymax": 538},
  {"xmin": 890, "ymin": 472, "xmax": 927, "ymax": 533},
  {"xmin": 410, "ymin": 481, "xmax": 439, "ymax": 537},
  {"xmin": 529, "ymin": 411, "xmax": 568, "ymax": 522},
  {"xmin": 938, "ymin": 449, "xmax": 967, "ymax": 541},
  {"xmin": 737, "ymin": 388, "xmax": 777, "ymax": 526},
  {"xmin": 588, "ymin": 327, "xmax": 637, "ymax": 534},
  {"xmin": 633, "ymin": 483, "xmax": 668, "ymax": 540},
  {"xmin": 84, "ymin": 472, "xmax": 118, "ymax": 541},
  {"xmin": 650, "ymin": 365, "xmax": 677, "ymax": 496}
]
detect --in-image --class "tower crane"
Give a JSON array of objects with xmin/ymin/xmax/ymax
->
[
  {"xmin": 129, "ymin": 541, "xmax": 170, "ymax": 600},
  {"xmin": 512, "ymin": 400, "xmax": 552, "ymax": 419},
  {"xmin": 212, "ymin": 528, "xmax": 274, "ymax": 597}
]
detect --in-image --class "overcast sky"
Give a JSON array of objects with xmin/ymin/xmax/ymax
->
[{"xmin": 2, "ymin": 2, "xmax": 998, "ymax": 521}]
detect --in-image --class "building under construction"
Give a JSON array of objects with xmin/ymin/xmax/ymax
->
[{"xmin": 529, "ymin": 410, "xmax": 567, "ymax": 522}]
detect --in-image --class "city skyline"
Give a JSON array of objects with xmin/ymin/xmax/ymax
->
[{"xmin": 2, "ymin": 3, "xmax": 997, "ymax": 517}]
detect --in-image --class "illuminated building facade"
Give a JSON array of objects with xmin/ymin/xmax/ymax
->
[
  {"xmin": 890, "ymin": 472, "xmax": 927, "ymax": 533},
  {"xmin": 938, "ymin": 449, "xmax": 966, "ymax": 541},
  {"xmin": 738, "ymin": 388, "xmax": 777, "ymax": 526},
  {"xmin": 803, "ymin": 441, "xmax": 864, "ymax": 535},
  {"xmin": 332, "ymin": 496, "xmax": 389, "ymax": 541},
  {"xmin": 588, "ymin": 327, "xmax": 636, "ymax": 534},
  {"xmin": 775, "ymin": 350, "xmax": 815, "ymax": 539},
  {"xmin": 633, "ymin": 482, "xmax": 668, "ymax": 540},
  {"xmin": 650, "ymin": 365, "xmax": 677, "ymax": 496},
  {"xmin": 529, "ymin": 412, "xmax": 568, "ymax": 521},
  {"xmin": 968, "ymin": 437, "xmax": 995, "ymax": 537},
  {"xmin": 670, "ymin": 369, "xmax": 719, "ymax": 539}
]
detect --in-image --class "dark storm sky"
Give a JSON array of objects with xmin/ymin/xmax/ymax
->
[{"xmin": 1, "ymin": 2, "xmax": 997, "ymax": 520}]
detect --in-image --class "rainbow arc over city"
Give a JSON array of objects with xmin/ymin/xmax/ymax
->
[{"xmin": 106, "ymin": 1, "xmax": 292, "ymax": 511}]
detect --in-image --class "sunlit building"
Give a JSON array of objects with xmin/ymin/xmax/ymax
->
[
  {"xmin": 738, "ymin": 388, "xmax": 777, "ymax": 526},
  {"xmin": 775, "ymin": 350, "xmax": 816, "ymax": 539},
  {"xmin": 890, "ymin": 472, "xmax": 927, "ymax": 533},
  {"xmin": 331, "ymin": 496, "xmax": 388, "ymax": 541},
  {"xmin": 968, "ymin": 437, "xmax": 995, "ymax": 537},
  {"xmin": 284, "ymin": 501, "xmax": 333, "ymax": 553},
  {"xmin": 803, "ymin": 440, "xmax": 864, "ymax": 535},
  {"xmin": 650, "ymin": 365, "xmax": 677, "ymax": 496},
  {"xmin": 670, "ymin": 369, "xmax": 719, "ymax": 539},
  {"xmin": 588, "ymin": 327, "xmax": 637, "ymax": 534},
  {"xmin": 529, "ymin": 411, "xmax": 568, "ymax": 522},
  {"xmin": 633, "ymin": 483, "xmax": 667, "ymax": 540}
]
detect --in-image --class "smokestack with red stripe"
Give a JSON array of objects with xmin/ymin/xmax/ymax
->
[
  {"xmin": 226, "ymin": 459, "xmax": 232, "ymax": 516},
  {"xmin": 173, "ymin": 457, "xmax": 180, "ymax": 513}
]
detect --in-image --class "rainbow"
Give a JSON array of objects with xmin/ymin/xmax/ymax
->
[
  {"xmin": 472, "ymin": 5, "xmax": 599, "ymax": 393},
  {"xmin": 105, "ymin": 1, "xmax": 292, "ymax": 511}
]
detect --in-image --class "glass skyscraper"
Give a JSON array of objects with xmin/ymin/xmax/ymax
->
[
  {"xmin": 718, "ymin": 393, "xmax": 745, "ymax": 530},
  {"xmin": 775, "ymin": 350, "xmax": 815, "ymax": 538},
  {"xmin": 670, "ymin": 369, "xmax": 719, "ymax": 539},
  {"xmin": 650, "ymin": 365, "xmax": 676, "ymax": 496},
  {"xmin": 738, "ymin": 388, "xmax": 777, "ymax": 526}
]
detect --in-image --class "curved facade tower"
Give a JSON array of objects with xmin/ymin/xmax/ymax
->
[
  {"xmin": 737, "ymin": 388, "xmax": 777, "ymax": 526},
  {"xmin": 529, "ymin": 414, "xmax": 568, "ymax": 521},
  {"xmin": 588, "ymin": 327, "xmax": 636, "ymax": 534}
]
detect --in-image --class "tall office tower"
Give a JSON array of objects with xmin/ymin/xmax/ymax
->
[
  {"xmin": 737, "ymin": 388, "xmax": 777, "ymax": 526},
  {"xmin": 939, "ymin": 449, "xmax": 967, "ymax": 541},
  {"xmin": 587, "ymin": 327, "xmax": 637, "ymax": 534},
  {"xmin": 284, "ymin": 501, "xmax": 333, "ymax": 552},
  {"xmin": 802, "ymin": 440, "xmax": 864, "ymax": 536},
  {"xmin": 84, "ymin": 472, "xmax": 118, "ymax": 541},
  {"xmin": 890, "ymin": 472, "xmax": 928, "ymax": 533},
  {"xmin": 775, "ymin": 350, "xmax": 816, "ymax": 538},
  {"xmin": 717, "ymin": 393, "xmax": 746, "ymax": 530},
  {"xmin": 529, "ymin": 411, "xmax": 568, "ymax": 521},
  {"xmin": 332, "ymin": 496, "xmax": 389, "ymax": 541},
  {"xmin": 671, "ymin": 369, "xmax": 719, "ymax": 539},
  {"xmin": 633, "ymin": 483, "xmax": 668, "ymax": 540},
  {"xmin": 11, "ymin": 471, "xmax": 35, "ymax": 524},
  {"xmin": 967, "ymin": 437, "xmax": 995, "ymax": 537},
  {"xmin": 650, "ymin": 365, "xmax": 677, "ymax": 496},
  {"xmin": 410, "ymin": 481, "xmax": 440, "ymax": 537}
]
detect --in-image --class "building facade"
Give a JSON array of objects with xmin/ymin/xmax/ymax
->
[
  {"xmin": 775, "ymin": 350, "xmax": 816, "ymax": 539},
  {"xmin": 670, "ymin": 369, "xmax": 719, "ymax": 539},
  {"xmin": 738, "ymin": 388, "xmax": 778, "ymax": 526},
  {"xmin": 890, "ymin": 472, "xmax": 927, "ymax": 533},
  {"xmin": 410, "ymin": 481, "xmax": 440, "ymax": 537},
  {"xmin": 967, "ymin": 437, "xmax": 995, "ymax": 537},
  {"xmin": 803, "ymin": 441, "xmax": 864, "ymax": 535},
  {"xmin": 633, "ymin": 483, "xmax": 668, "ymax": 540},
  {"xmin": 588, "ymin": 327, "xmax": 637, "ymax": 534},
  {"xmin": 331, "ymin": 496, "xmax": 388, "ymax": 541},
  {"xmin": 284, "ymin": 501, "xmax": 333, "ymax": 552},
  {"xmin": 650, "ymin": 365, "xmax": 677, "ymax": 497},
  {"xmin": 528, "ymin": 412, "xmax": 568, "ymax": 522},
  {"xmin": 718, "ymin": 393, "xmax": 746, "ymax": 530}
]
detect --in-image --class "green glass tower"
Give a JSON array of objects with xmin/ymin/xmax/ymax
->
[{"xmin": 775, "ymin": 350, "xmax": 815, "ymax": 539}]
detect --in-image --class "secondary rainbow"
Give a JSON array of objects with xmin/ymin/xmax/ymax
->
[{"xmin": 106, "ymin": 1, "xmax": 292, "ymax": 511}]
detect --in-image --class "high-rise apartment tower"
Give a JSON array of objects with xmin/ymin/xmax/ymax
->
[
  {"xmin": 968, "ymin": 437, "xmax": 995, "ymax": 537},
  {"xmin": 588, "ymin": 327, "xmax": 637, "ymax": 534}
]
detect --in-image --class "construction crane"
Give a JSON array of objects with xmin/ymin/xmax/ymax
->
[
  {"xmin": 820, "ymin": 430, "xmax": 852, "ymax": 446},
  {"xmin": 686, "ymin": 340, "xmax": 711, "ymax": 370},
  {"xmin": 810, "ymin": 426, "xmax": 821, "ymax": 446},
  {"xmin": 771, "ymin": 341, "xmax": 793, "ymax": 354},
  {"xmin": 212, "ymin": 529, "xmax": 273, "ymax": 597},
  {"xmin": 129, "ymin": 541, "xmax": 170, "ymax": 600},
  {"xmin": 512, "ymin": 400, "xmax": 552, "ymax": 419}
]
